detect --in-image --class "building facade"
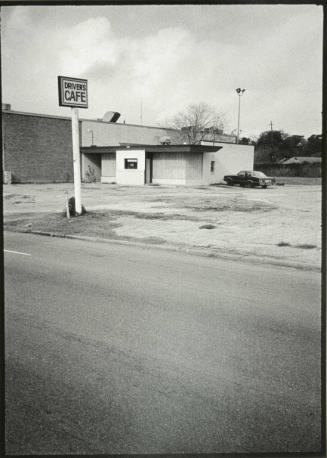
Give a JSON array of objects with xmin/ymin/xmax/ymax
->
[
  {"xmin": 81, "ymin": 144, "xmax": 254, "ymax": 186},
  {"xmin": 2, "ymin": 106, "xmax": 180, "ymax": 184},
  {"xmin": 2, "ymin": 105, "xmax": 254, "ymax": 185}
]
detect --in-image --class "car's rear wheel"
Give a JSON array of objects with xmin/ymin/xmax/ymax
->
[
  {"xmin": 262, "ymin": 185, "xmax": 267, "ymax": 189},
  {"xmin": 226, "ymin": 180, "xmax": 233, "ymax": 186}
]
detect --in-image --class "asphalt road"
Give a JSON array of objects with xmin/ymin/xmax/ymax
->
[{"xmin": 4, "ymin": 232, "xmax": 322, "ymax": 454}]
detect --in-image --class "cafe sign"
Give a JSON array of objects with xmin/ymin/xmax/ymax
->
[{"xmin": 58, "ymin": 76, "xmax": 88, "ymax": 108}]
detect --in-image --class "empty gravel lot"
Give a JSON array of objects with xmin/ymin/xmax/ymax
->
[{"xmin": 3, "ymin": 182, "xmax": 322, "ymax": 270}]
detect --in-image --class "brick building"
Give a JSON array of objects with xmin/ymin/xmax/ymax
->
[
  {"xmin": 2, "ymin": 109, "xmax": 74, "ymax": 183},
  {"xmin": 2, "ymin": 105, "xmax": 180, "ymax": 184}
]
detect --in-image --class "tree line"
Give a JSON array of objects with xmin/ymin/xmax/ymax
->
[
  {"xmin": 166, "ymin": 102, "xmax": 322, "ymax": 162},
  {"xmin": 251, "ymin": 131, "xmax": 322, "ymax": 163}
]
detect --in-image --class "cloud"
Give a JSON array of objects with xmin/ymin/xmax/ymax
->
[
  {"xmin": 1, "ymin": 6, "xmax": 323, "ymax": 136},
  {"xmin": 59, "ymin": 17, "xmax": 118, "ymax": 75}
]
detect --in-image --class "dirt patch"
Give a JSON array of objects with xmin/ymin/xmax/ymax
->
[
  {"xmin": 4, "ymin": 211, "xmax": 122, "ymax": 239},
  {"xmin": 184, "ymin": 198, "xmax": 277, "ymax": 212},
  {"xmin": 136, "ymin": 236, "xmax": 166, "ymax": 244},
  {"xmin": 6, "ymin": 194, "xmax": 34, "ymax": 200},
  {"xmin": 4, "ymin": 210, "xmax": 202, "ymax": 238},
  {"xmin": 14, "ymin": 201, "xmax": 35, "ymax": 205},
  {"xmin": 93, "ymin": 209, "xmax": 200, "ymax": 222},
  {"xmin": 150, "ymin": 198, "xmax": 171, "ymax": 203},
  {"xmin": 5, "ymin": 194, "xmax": 36, "ymax": 204},
  {"xmin": 134, "ymin": 212, "xmax": 199, "ymax": 221}
]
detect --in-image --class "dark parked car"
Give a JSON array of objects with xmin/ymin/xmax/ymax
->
[{"xmin": 223, "ymin": 170, "xmax": 275, "ymax": 188}]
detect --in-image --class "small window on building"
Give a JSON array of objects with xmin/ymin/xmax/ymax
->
[
  {"xmin": 210, "ymin": 161, "xmax": 215, "ymax": 173},
  {"xmin": 125, "ymin": 158, "xmax": 138, "ymax": 169}
]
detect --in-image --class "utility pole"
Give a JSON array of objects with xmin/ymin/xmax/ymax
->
[
  {"xmin": 140, "ymin": 98, "xmax": 143, "ymax": 125},
  {"xmin": 270, "ymin": 121, "xmax": 274, "ymax": 161}
]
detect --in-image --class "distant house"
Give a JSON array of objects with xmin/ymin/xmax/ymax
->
[{"xmin": 278, "ymin": 156, "xmax": 322, "ymax": 165}]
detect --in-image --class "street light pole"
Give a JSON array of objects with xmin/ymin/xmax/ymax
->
[{"xmin": 235, "ymin": 88, "xmax": 246, "ymax": 144}]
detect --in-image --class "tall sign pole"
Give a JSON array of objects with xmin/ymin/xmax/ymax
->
[
  {"xmin": 71, "ymin": 107, "xmax": 82, "ymax": 214},
  {"xmin": 58, "ymin": 76, "xmax": 88, "ymax": 215}
]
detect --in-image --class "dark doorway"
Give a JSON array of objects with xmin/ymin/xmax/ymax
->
[{"xmin": 145, "ymin": 153, "xmax": 153, "ymax": 184}]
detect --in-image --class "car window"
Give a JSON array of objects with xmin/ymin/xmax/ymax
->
[
  {"xmin": 252, "ymin": 171, "xmax": 267, "ymax": 178},
  {"xmin": 237, "ymin": 172, "xmax": 246, "ymax": 176}
]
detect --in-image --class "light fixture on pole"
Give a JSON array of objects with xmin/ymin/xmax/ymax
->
[
  {"xmin": 235, "ymin": 88, "xmax": 246, "ymax": 144},
  {"xmin": 87, "ymin": 128, "xmax": 94, "ymax": 146}
]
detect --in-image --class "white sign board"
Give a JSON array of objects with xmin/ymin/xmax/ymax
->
[{"xmin": 58, "ymin": 76, "xmax": 88, "ymax": 108}]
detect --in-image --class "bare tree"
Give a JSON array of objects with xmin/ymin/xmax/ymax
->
[{"xmin": 167, "ymin": 102, "xmax": 225, "ymax": 144}]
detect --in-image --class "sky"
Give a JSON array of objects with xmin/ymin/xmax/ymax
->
[{"xmin": 1, "ymin": 4, "xmax": 323, "ymax": 138}]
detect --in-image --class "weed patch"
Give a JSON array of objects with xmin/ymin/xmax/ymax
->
[
  {"xmin": 183, "ymin": 198, "xmax": 277, "ymax": 213},
  {"xmin": 4, "ymin": 194, "xmax": 19, "ymax": 200},
  {"xmin": 277, "ymin": 242, "xmax": 291, "ymax": 247},
  {"xmin": 199, "ymin": 224, "xmax": 216, "ymax": 230},
  {"xmin": 4, "ymin": 211, "xmax": 121, "ymax": 238},
  {"xmin": 139, "ymin": 236, "xmax": 166, "ymax": 244},
  {"xmin": 105, "ymin": 209, "xmax": 199, "ymax": 222},
  {"xmin": 295, "ymin": 244, "xmax": 317, "ymax": 249},
  {"xmin": 134, "ymin": 212, "xmax": 199, "ymax": 221}
]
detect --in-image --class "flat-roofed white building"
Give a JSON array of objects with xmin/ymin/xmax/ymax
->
[{"xmin": 81, "ymin": 143, "xmax": 254, "ymax": 186}]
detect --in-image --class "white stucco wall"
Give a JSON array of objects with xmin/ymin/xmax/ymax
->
[
  {"xmin": 202, "ymin": 142, "xmax": 254, "ymax": 183},
  {"xmin": 116, "ymin": 149, "xmax": 145, "ymax": 185},
  {"xmin": 202, "ymin": 152, "xmax": 218, "ymax": 185}
]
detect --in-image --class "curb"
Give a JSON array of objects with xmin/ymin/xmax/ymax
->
[{"xmin": 18, "ymin": 229, "xmax": 321, "ymax": 272}]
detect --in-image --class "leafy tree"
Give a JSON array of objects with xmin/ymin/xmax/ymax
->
[
  {"xmin": 255, "ymin": 130, "xmax": 289, "ymax": 162},
  {"xmin": 256, "ymin": 130, "xmax": 288, "ymax": 148},
  {"xmin": 254, "ymin": 130, "xmax": 320, "ymax": 163},
  {"xmin": 168, "ymin": 102, "xmax": 225, "ymax": 144},
  {"xmin": 304, "ymin": 134, "xmax": 322, "ymax": 155},
  {"xmin": 281, "ymin": 135, "xmax": 306, "ymax": 159}
]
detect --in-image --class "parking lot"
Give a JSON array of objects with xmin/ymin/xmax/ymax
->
[{"xmin": 3, "ymin": 181, "xmax": 322, "ymax": 270}]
